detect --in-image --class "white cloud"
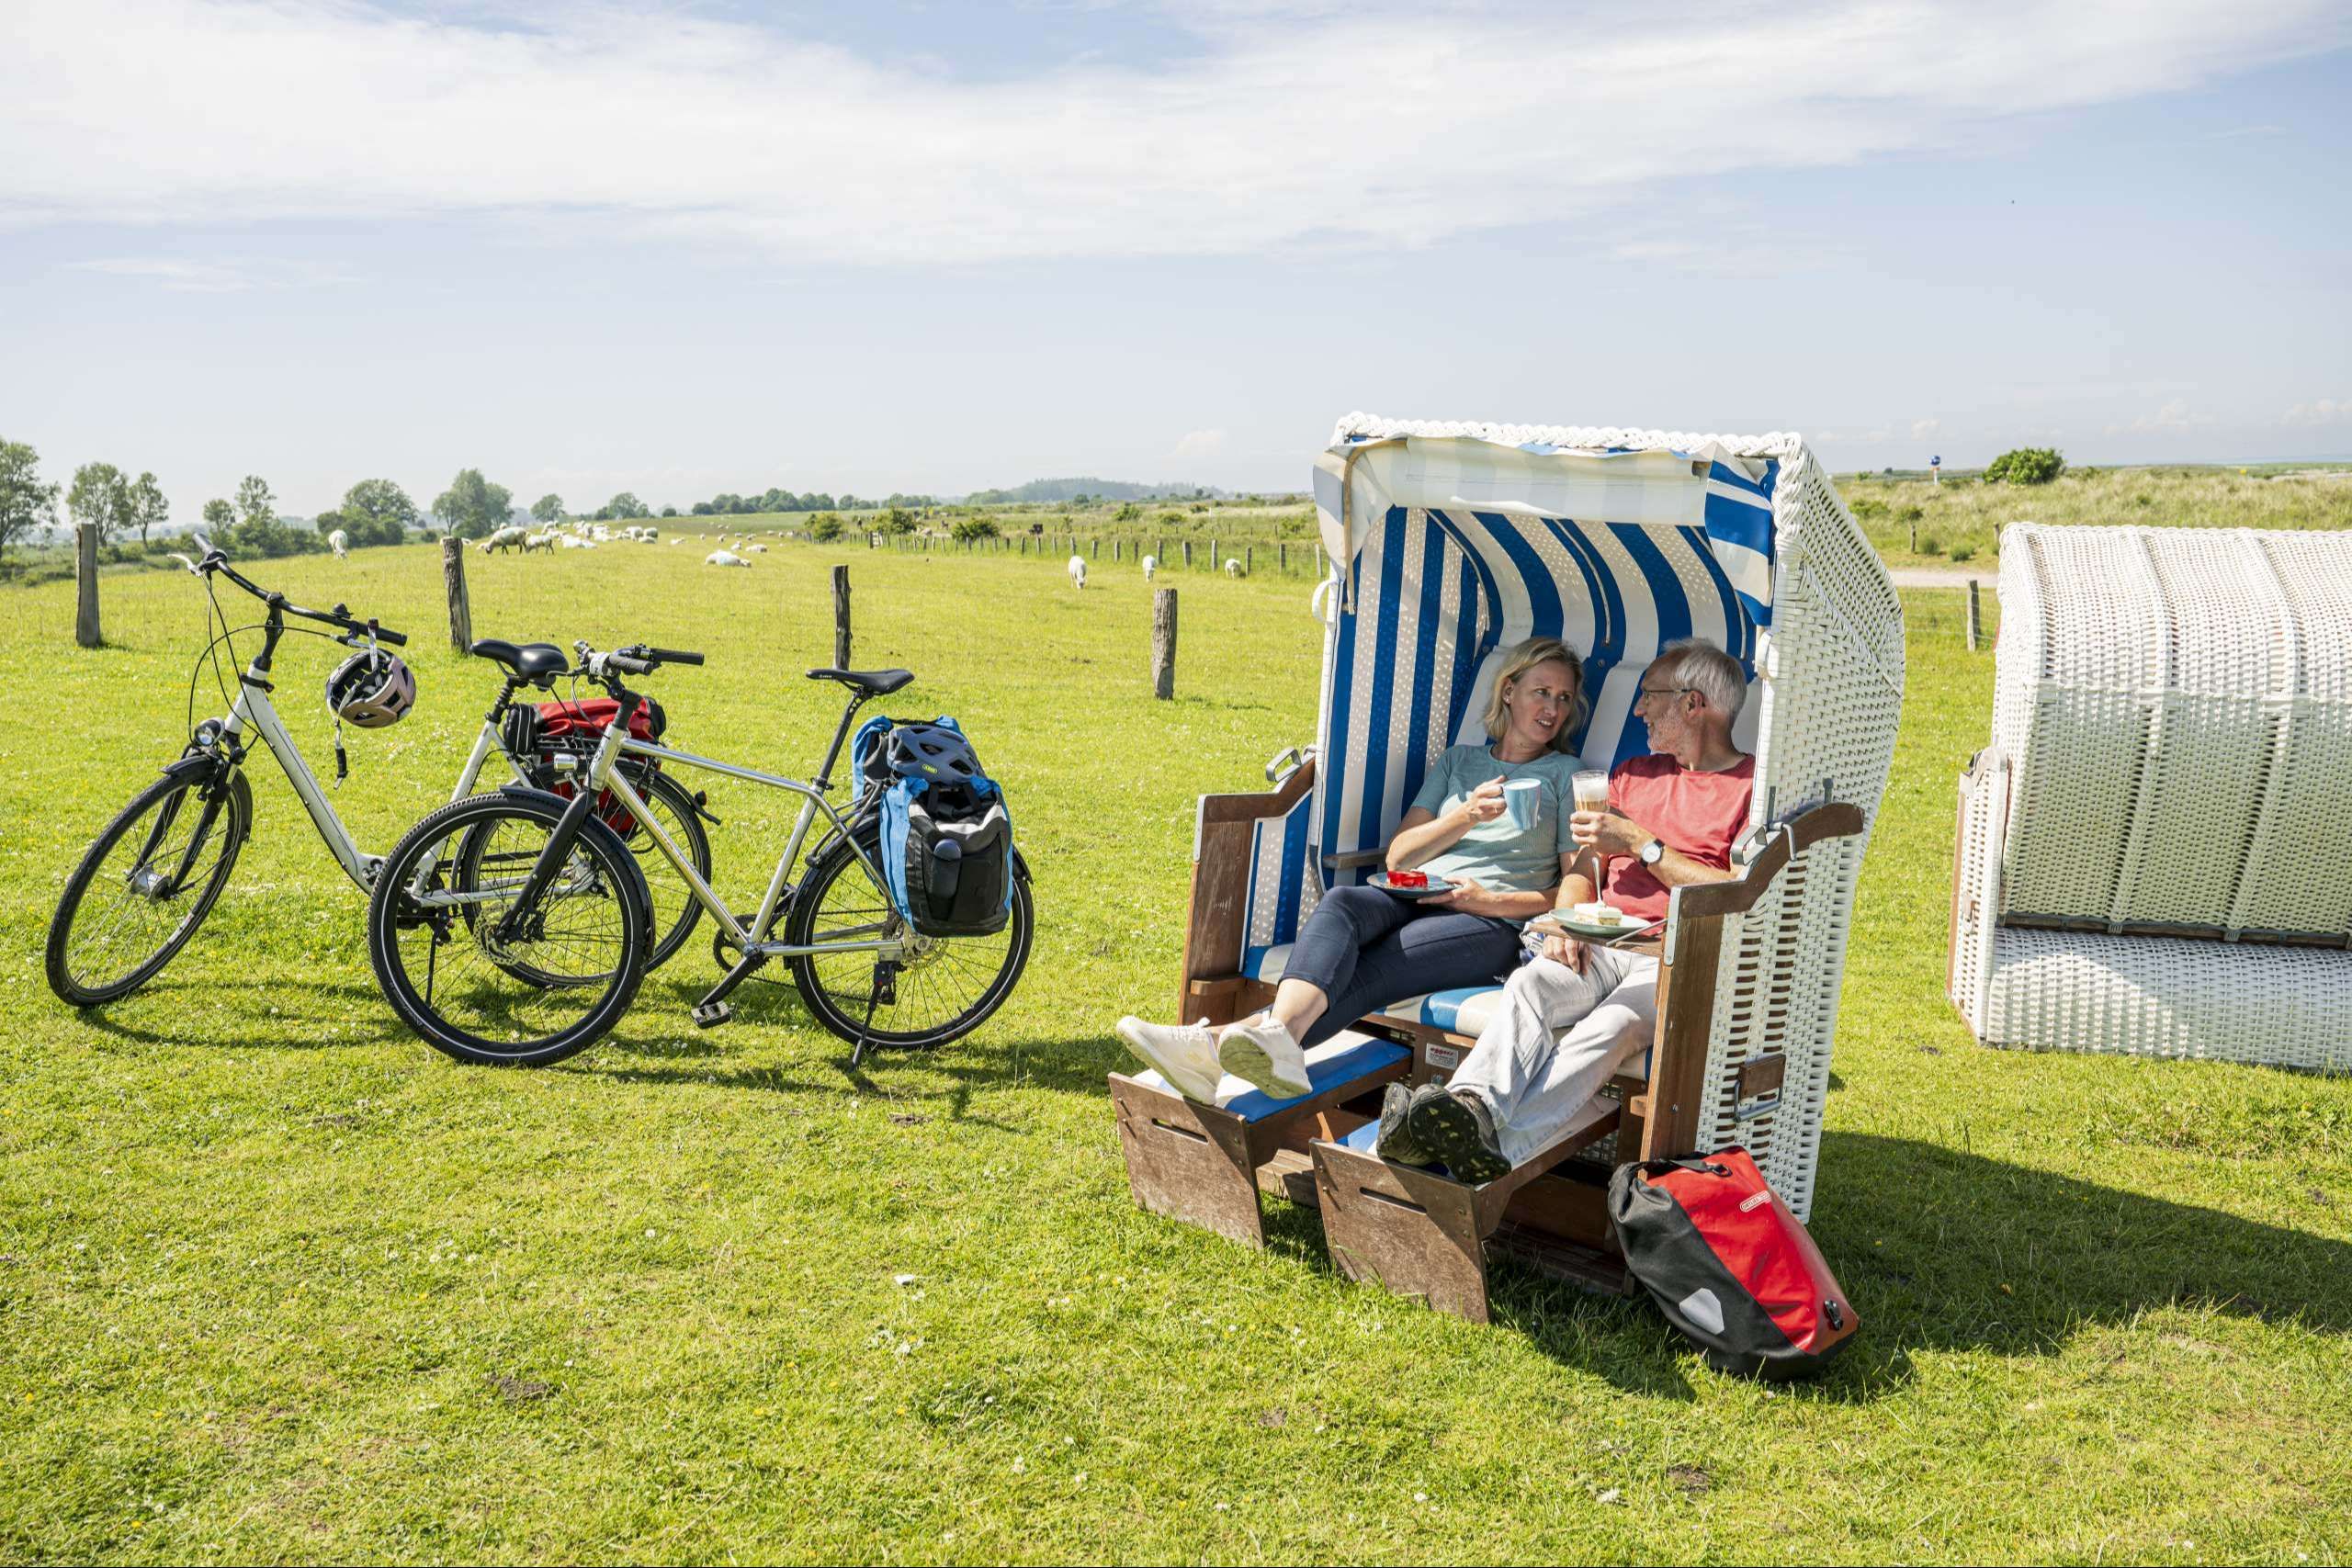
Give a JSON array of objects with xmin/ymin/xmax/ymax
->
[
  {"xmin": 2, "ymin": 0, "xmax": 2341, "ymax": 265},
  {"xmin": 2282, "ymin": 399, "xmax": 2351, "ymax": 426},
  {"xmin": 1910, "ymin": 418, "xmax": 1941, "ymax": 439},
  {"xmin": 2104, "ymin": 399, "xmax": 2213, "ymax": 434},
  {"xmin": 1171, "ymin": 428, "xmax": 1227, "ymax": 460},
  {"xmin": 69, "ymin": 256, "xmax": 356, "ymax": 292}
]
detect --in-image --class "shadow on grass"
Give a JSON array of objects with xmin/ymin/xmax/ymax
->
[{"xmin": 70, "ymin": 979, "xmax": 415, "ymax": 1050}]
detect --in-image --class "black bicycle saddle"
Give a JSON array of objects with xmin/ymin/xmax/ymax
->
[
  {"xmin": 806, "ymin": 667, "xmax": 914, "ymax": 696},
  {"xmin": 470, "ymin": 639, "xmax": 570, "ymax": 682}
]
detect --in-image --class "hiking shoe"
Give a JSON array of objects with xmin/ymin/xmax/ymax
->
[
  {"xmin": 1407, "ymin": 1089, "xmax": 1512, "ymax": 1184},
  {"xmin": 1114, "ymin": 1016, "xmax": 1223, "ymax": 1103},
  {"xmin": 1374, "ymin": 1081, "xmax": 1438, "ymax": 1168},
  {"xmin": 1216, "ymin": 1014, "xmax": 1311, "ymax": 1100}
]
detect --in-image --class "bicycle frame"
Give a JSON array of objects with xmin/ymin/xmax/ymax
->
[{"xmin": 569, "ymin": 701, "xmax": 910, "ymax": 961}]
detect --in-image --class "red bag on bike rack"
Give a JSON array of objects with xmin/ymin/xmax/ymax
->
[
  {"xmin": 534, "ymin": 697, "xmax": 666, "ymax": 834},
  {"xmin": 1607, "ymin": 1148, "xmax": 1857, "ymax": 1379}
]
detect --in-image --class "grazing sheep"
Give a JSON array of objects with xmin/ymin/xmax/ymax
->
[
  {"xmin": 1141, "ymin": 554, "xmax": 1157, "ymax": 581},
  {"xmin": 479, "ymin": 525, "xmax": 528, "ymax": 555},
  {"xmin": 706, "ymin": 549, "xmax": 751, "ymax": 568},
  {"xmin": 328, "ymin": 529, "xmax": 348, "ymax": 560},
  {"xmin": 752, "ymin": 543, "xmax": 768, "ymax": 554},
  {"xmin": 643, "ymin": 527, "xmax": 659, "ymax": 542},
  {"xmin": 560, "ymin": 535, "xmax": 589, "ymax": 550},
  {"xmin": 1224, "ymin": 557, "xmax": 1242, "ymax": 577},
  {"xmin": 523, "ymin": 532, "xmax": 557, "ymax": 554},
  {"xmin": 1068, "ymin": 554, "xmax": 1087, "ymax": 590}
]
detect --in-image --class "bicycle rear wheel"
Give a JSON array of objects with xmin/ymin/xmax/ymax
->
[
  {"xmin": 368, "ymin": 791, "xmax": 650, "ymax": 1066},
  {"xmin": 46, "ymin": 765, "xmax": 252, "ymax": 1007},
  {"xmin": 784, "ymin": 829, "xmax": 1033, "ymax": 1049}
]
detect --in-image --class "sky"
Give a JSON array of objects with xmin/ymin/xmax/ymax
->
[{"xmin": 2, "ymin": 0, "xmax": 2348, "ymax": 523}]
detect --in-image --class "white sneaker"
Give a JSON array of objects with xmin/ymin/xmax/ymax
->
[
  {"xmin": 1114, "ymin": 1016, "xmax": 1224, "ymax": 1103},
  {"xmin": 1217, "ymin": 1014, "xmax": 1311, "ymax": 1099}
]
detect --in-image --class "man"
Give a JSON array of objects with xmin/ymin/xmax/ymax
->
[{"xmin": 1387, "ymin": 637, "xmax": 1757, "ymax": 1181}]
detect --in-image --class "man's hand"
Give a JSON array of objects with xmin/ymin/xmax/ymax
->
[
  {"xmin": 1525, "ymin": 914, "xmax": 1590, "ymax": 974},
  {"xmin": 1452, "ymin": 776, "xmax": 1508, "ymax": 828},
  {"xmin": 1570, "ymin": 806, "xmax": 1650, "ymax": 857}
]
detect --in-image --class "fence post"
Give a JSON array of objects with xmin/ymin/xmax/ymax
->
[
  {"xmin": 1152, "ymin": 588, "xmax": 1177, "ymax": 700},
  {"xmin": 1966, "ymin": 580, "xmax": 1982, "ymax": 651},
  {"xmin": 442, "ymin": 536, "xmax": 472, "ymax": 652},
  {"xmin": 1246, "ymin": 546, "xmax": 1253, "ymax": 576},
  {"xmin": 1279, "ymin": 541, "xmax": 1287, "ymax": 574},
  {"xmin": 833, "ymin": 565, "xmax": 853, "ymax": 668},
  {"xmin": 1183, "ymin": 539, "xmax": 1193, "ymax": 570},
  {"xmin": 74, "ymin": 524, "xmax": 101, "ymax": 648},
  {"xmin": 1209, "ymin": 537, "xmax": 1218, "ymax": 570}
]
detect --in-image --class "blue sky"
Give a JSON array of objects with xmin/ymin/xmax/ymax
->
[{"xmin": 2, "ymin": 0, "xmax": 2347, "ymax": 522}]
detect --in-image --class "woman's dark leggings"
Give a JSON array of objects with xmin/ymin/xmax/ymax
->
[{"xmin": 1280, "ymin": 885, "xmax": 1522, "ymax": 1048}]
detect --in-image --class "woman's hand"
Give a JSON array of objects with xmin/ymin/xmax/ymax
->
[
  {"xmin": 1426, "ymin": 874, "xmax": 1494, "ymax": 914},
  {"xmin": 1451, "ymin": 777, "xmax": 1508, "ymax": 829},
  {"xmin": 1569, "ymin": 806, "xmax": 1649, "ymax": 857}
]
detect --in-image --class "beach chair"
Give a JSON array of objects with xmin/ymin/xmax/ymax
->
[
  {"xmin": 1951, "ymin": 524, "xmax": 2352, "ymax": 1072},
  {"xmin": 1114, "ymin": 414, "xmax": 1905, "ymax": 1314}
]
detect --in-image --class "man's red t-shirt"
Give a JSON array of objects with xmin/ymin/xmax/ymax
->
[{"xmin": 1600, "ymin": 753, "xmax": 1756, "ymax": 919}]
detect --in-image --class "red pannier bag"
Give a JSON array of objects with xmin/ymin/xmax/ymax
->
[
  {"xmin": 535, "ymin": 697, "xmax": 662, "ymax": 834},
  {"xmin": 1607, "ymin": 1148, "xmax": 1857, "ymax": 1379}
]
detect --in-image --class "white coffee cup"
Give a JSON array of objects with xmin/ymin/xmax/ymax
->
[{"xmin": 1503, "ymin": 776, "xmax": 1542, "ymax": 830}]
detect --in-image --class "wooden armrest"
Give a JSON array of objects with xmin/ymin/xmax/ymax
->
[
  {"xmin": 1197, "ymin": 754, "xmax": 1316, "ymax": 831},
  {"xmin": 1671, "ymin": 801, "xmax": 1864, "ymax": 920}
]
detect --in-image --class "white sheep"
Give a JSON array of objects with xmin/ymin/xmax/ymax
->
[
  {"xmin": 670, "ymin": 537, "xmax": 684, "ymax": 546},
  {"xmin": 643, "ymin": 527, "xmax": 659, "ymax": 542},
  {"xmin": 1140, "ymin": 554, "xmax": 1157, "ymax": 581},
  {"xmin": 522, "ymin": 532, "xmax": 557, "ymax": 554},
  {"xmin": 1224, "ymin": 557, "xmax": 1242, "ymax": 577},
  {"xmin": 706, "ymin": 549, "xmax": 751, "ymax": 568},
  {"xmin": 560, "ymin": 535, "xmax": 589, "ymax": 550},
  {"xmin": 752, "ymin": 543, "xmax": 768, "ymax": 553},
  {"xmin": 479, "ymin": 525, "xmax": 528, "ymax": 555},
  {"xmin": 328, "ymin": 528, "xmax": 348, "ymax": 560},
  {"xmin": 1068, "ymin": 554, "xmax": 1087, "ymax": 590}
]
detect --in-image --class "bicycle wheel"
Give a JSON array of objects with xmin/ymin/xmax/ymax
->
[
  {"xmin": 784, "ymin": 828, "xmax": 1033, "ymax": 1049},
  {"xmin": 368, "ymin": 791, "xmax": 650, "ymax": 1066},
  {"xmin": 47, "ymin": 765, "xmax": 252, "ymax": 1007}
]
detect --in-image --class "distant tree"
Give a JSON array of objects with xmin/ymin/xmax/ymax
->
[
  {"xmin": 342, "ymin": 479, "xmax": 419, "ymax": 547},
  {"xmin": 660, "ymin": 505, "xmax": 678, "ymax": 518},
  {"xmin": 803, "ymin": 492, "xmax": 836, "ymax": 513},
  {"xmin": 1984, "ymin": 446, "xmax": 2065, "ymax": 485},
  {"xmin": 200, "ymin": 498, "xmax": 234, "ymax": 537},
  {"xmin": 810, "ymin": 513, "xmax": 844, "ymax": 543},
  {"xmin": 690, "ymin": 502, "xmax": 715, "ymax": 516},
  {"xmin": 126, "ymin": 471, "xmax": 167, "ymax": 545},
  {"xmin": 234, "ymin": 475, "xmax": 277, "ymax": 532},
  {"xmin": 878, "ymin": 507, "xmax": 917, "ymax": 535},
  {"xmin": 531, "ymin": 492, "xmax": 566, "ymax": 524},
  {"xmin": 1114, "ymin": 502, "xmax": 1140, "ymax": 523},
  {"xmin": 68, "ymin": 461, "xmax": 131, "ymax": 542},
  {"xmin": 0, "ymin": 438, "xmax": 61, "ymax": 569},
  {"xmin": 950, "ymin": 515, "xmax": 1000, "ymax": 543},
  {"xmin": 756, "ymin": 487, "xmax": 793, "ymax": 513},
  {"xmin": 433, "ymin": 468, "xmax": 514, "ymax": 540},
  {"xmin": 605, "ymin": 491, "xmax": 647, "ymax": 520}
]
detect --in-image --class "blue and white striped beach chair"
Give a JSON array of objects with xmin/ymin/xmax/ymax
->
[{"xmin": 1114, "ymin": 414, "xmax": 1904, "ymax": 1303}]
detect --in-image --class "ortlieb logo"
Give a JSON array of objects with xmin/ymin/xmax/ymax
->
[{"xmin": 1738, "ymin": 1190, "xmax": 1771, "ymax": 1213}]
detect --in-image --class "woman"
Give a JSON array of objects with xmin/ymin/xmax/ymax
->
[{"xmin": 1117, "ymin": 637, "xmax": 1589, "ymax": 1101}]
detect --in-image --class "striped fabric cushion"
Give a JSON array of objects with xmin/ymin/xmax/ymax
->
[{"xmin": 1127, "ymin": 1030, "xmax": 1408, "ymax": 1123}]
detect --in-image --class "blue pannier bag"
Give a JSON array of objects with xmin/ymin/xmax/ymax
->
[{"xmin": 853, "ymin": 716, "xmax": 1013, "ymax": 938}]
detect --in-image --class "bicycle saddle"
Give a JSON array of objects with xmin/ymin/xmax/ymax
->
[
  {"xmin": 470, "ymin": 638, "xmax": 570, "ymax": 681},
  {"xmin": 806, "ymin": 667, "xmax": 914, "ymax": 696}
]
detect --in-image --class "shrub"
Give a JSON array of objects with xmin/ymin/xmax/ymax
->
[
  {"xmin": 810, "ymin": 513, "xmax": 843, "ymax": 543},
  {"xmin": 1114, "ymin": 502, "xmax": 1140, "ymax": 523},
  {"xmin": 1848, "ymin": 497, "xmax": 1887, "ymax": 522},
  {"xmin": 950, "ymin": 516, "xmax": 1000, "ymax": 543},
  {"xmin": 1985, "ymin": 446, "xmax": 2065, "ymax": 485},
  {"xmin": 1918, "ymin": 533, "xmax": 1943, "ymax": 556},
  {"xmin": 879, "ymin": 507, "xmax": 917, "ymax": 535},
  {"xmin": 1949, "ymin": 542, "xmax": 1976, "ymax": 563}
]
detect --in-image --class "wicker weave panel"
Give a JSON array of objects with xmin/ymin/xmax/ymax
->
[{"xmin": 1983, "ymin": 928, "xmax": 2352, "ymax": 1072}]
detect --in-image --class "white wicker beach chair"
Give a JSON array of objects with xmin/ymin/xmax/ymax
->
[
  {"xmin": 1112, "ymin": 415, "xmax": 1904, "ymax": 1303},
  {"xmin": 1951, "ymin": 523, "xmax": 2352, "ymax": 1073}
]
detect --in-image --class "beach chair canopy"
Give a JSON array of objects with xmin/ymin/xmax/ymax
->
[
  {"xmin": 1952, "ymin": 523, "xmax": 2352, "ymax": 1071},
  {"xmin": 1232, "ymin": 413, "xmax": 1905, "ymax": 1215}
]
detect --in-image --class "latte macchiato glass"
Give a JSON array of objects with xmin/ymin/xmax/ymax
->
[{"xmin": 1572, "ymin": 770, "xmax": 1611, "ymax": 814}]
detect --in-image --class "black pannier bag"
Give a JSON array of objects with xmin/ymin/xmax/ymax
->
[{"xmin": 853, "ymin": 716, "xmax": 1014, "ymax": 938}]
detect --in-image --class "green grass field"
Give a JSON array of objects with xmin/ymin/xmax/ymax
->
[{"xmin": 4, "ymin": 541, "xmax": 2348, "ymax": 1563}]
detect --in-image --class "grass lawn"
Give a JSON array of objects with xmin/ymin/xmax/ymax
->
[{"xmin": 4, "ymin": 541, "xmax": 2348, "ymax": 1564}]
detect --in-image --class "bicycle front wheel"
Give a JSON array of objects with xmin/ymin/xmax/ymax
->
[
  {"xmin": 368, "ymin": 791, "xmax": 650, "ymax": 1066},
  {"xmin": 47, "ymin": 765, "xmax": 252, "ymax": 1007},
  {"xmin": 784, "ymin": 830, "xmax": 1033, "ymax": 1050}
]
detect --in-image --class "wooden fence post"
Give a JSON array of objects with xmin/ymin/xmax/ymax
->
[
  {"xmin": 1182, "ymin": 540, "xmax": 1193, "ymax": 570},
  {"xmin": 1152, "ymin": 588, "xmax": 1177, "ymax": 700},
  {"xmin": 1245, "ymin": 546, "xmax": 1253, "ymax": 576},
  {"xmin": 1966, "ymin": 580, "xmax": 1982, "ymax": 651},
  {"xmin": 1279, "ymin": 541, "xmax": 1287, "ymax": 574},
  {"xmin": 1209, "ymin": 537, "xmax": 1218, "ymax": 570},
  {"xmin": 442, "ymin": 536, "xmax": 472, "ymax": 652},
  {"xmin": 74, "ymin": 525, "xmax": 101, "ymax": 648},
  {"xmin": 833, "ymin": 565, "xmax": 852, "ymax": 668}
]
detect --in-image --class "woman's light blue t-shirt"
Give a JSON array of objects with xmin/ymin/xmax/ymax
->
[{"xmin": 1405, "ymin": 743, "xmax": 1582, "ymax": 902}]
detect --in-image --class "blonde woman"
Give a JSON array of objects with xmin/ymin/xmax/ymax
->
[{"xmin": 1118, "ymin": 637, "xmax": 1590, "ymax": 1102}]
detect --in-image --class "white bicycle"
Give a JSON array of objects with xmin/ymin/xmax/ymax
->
[{"xmin": 43, "ymin": 536, "xmax": 716, "ymax": 1008}]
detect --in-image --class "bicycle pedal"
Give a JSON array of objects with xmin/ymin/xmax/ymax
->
[{"xmin": 689, "ymin": 1000, "xmax": 733, "ymax": 1030}]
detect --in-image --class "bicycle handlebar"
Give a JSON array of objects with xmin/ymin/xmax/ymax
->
[
  {"xmin": 187, "ymin": 533, "xmax": 408, "ymax": 645},
  {"xmin": 575, "ymin": 642, "xmax": 704, "ymax": 679},
  {"xmin": 644, "ymin": 647, "xmax": 705, "ymax": 666}
]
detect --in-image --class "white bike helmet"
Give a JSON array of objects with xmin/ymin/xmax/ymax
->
[{"xmin": 325, "ymin": 648, "xmax": 416, "ymax": 728}]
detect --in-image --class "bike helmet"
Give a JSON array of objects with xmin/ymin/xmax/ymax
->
[
  {"xmin": 325, "ymin": 647, "xmax": 416, "ymax": 728},
  {"xmin": 882, "ymin": 719, "xmax": 981, "ymax": 783}
]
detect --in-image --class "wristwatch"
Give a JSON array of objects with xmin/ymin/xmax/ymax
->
[{"xmin": 1638, "ymin": 836, "xmax": 1666, "ymax": 867}]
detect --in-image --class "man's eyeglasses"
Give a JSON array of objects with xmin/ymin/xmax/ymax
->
[{"xmin": 1634, "ymin": 685, "xmax": 1695, "ymax": 703}]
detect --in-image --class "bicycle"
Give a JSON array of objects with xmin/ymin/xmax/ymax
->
[
  {"xmin": 43, "ymin": 535, "xmax": 714, "ymax": 1008},
  {"xmin": 366, "ymin": 646, "xmax": 1035, "ymax": 1067}
]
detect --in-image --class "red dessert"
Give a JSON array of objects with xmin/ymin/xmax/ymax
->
[{"xmin": 1388, "ymin": 871, "xmax": 1428, "ymax": 888}]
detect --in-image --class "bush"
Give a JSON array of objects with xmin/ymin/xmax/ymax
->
[
  {"xmin": 1848, "ymin": 497, "xmax": 1888, "ymax": 522},
  {"xmin": 1114, "ymin": 502, "xmax": 1140, "ymax": 523},
  {"xmin": 1985, "ymin": 446, "xmax": 2065, "ymax": 485},
  {"xmin": 950, "ymin": 516, "xmax": 1000, "ymax": 543},
  {"xmin": 1899, "ymin": 505, "xmax": 1925, "ymax": 524},
  {"xmin": 1157, "ymin": 511, "xmax": 1183, "ymax": 525},
  {"xmin": 1917, "ymin": 533, "xmax": 1942, "ymax": 556},
  {"xmin": 1949, "ymin": 542, "xmax": 1976, "ymax": 563},
  {"xmin": 810, "ymin": 513, "xmax": 843, "ymax": 543},
  {"xmin": 878, "ymin": 508, "xmax": 917, "ymax": 535}
]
